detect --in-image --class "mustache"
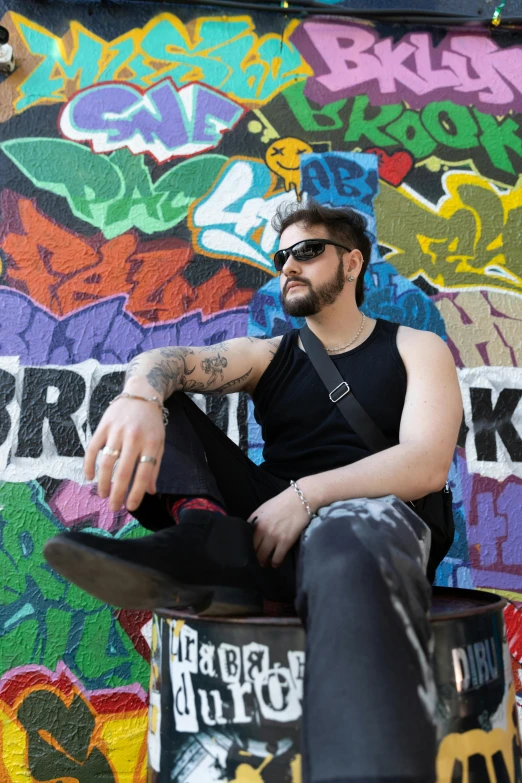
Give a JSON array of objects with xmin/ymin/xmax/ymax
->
[{"xmin": 283, "ymin": 277, "xmax": 311, "ymax": 296}]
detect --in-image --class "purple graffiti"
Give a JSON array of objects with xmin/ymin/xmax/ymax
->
[
  {"xmin": 0, "ymin": 288, "xmax": 247, "ymax": 366},
  {"xmin": 292, "ymin": 21, "xmax": 522, "ymax": 114},
  {"xmin": 49, "ymin": 481, "xmax": 132, "ymax": 532},
  {"xmin": 459, "ymin": 457, "xmax": 522, "ymax": 589},
  {"xmin": 60, "ymin": 78, "xmax": 245, "ymax": 162}
]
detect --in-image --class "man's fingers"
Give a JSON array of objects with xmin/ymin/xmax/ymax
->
[
  {"xmin": 256, "ymin": 536, "xmax": 276, "ymax": 568},
  {"xmin": 97, "ymin": 441, "xmax": 124, "ymax": 500},
  {"xmin": 271, "ymin": 541, "xmax": 289, "ymax": 569},
  {"xmin": 147, "ymin": 445, "xmax": 164, "ymax": 495},
  {"xmin": 84, "ymin": 426, "xmax": 108, "ymax": 481},
  {"xmin": 107, "ymin": 440, "xmax": 142, "ymax": 511},
  {"xmin": 125, "ymin": 441, "xmax": 162, "ymax": 512}
]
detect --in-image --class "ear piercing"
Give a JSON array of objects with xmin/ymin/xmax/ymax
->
[{"xmin": 348, "ymin": 275, "xmax": 355, "ymax": 282}]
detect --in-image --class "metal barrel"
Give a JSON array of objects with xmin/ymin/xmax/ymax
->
[{"xmin": 148, "ymin": 588, "xmax": 521, "ymax": 782}]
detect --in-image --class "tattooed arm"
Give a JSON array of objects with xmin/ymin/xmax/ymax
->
[
  {"xmin": 123, "ymin": 336, "xmax": 280, "ymax": 401},
  {"xmin": 84, "ymin": 335, "xmax": 281, "ymax": 512}
]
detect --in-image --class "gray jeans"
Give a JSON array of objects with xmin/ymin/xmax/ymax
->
[{"xmin": 134, "ymin": 394, "xmax": 437, "ymax": 782}]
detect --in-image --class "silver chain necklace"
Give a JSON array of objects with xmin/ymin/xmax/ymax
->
[{"xmin": 325, "ymin": 313, "xmax": 366, "ymax": 353}]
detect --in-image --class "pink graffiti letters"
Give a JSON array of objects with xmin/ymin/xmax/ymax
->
[
  {"xmin": 59, "ymin": 79, "xmax": 244, "ymax": 162},
  {"xmin": 293, "ymin": 21, "xmax": 522, "ymax": 114}
]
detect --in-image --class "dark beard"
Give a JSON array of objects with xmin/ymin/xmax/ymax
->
[{"xmin": 282, "ymin": 258, "xmax": 345, "ymax": 317}]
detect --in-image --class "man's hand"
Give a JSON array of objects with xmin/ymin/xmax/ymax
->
[
  {"xmin": 84, "ymin": 396, "xmax": 165, "ymax": 513},
  {"xmin": 247, "ymin": 487, "xmax": 311, "ymax": 568}
]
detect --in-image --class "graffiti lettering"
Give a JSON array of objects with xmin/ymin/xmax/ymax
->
[
  {"xmin": 0, "ymin": 664, "xmax": 147, "ymax": 781},
  {"xmin": 375, "ymin": 174, "xmax": 522, "ymax": 293},
  {"xmin": 0, "ymin": 358, "xmax": 248, "ymax": 483},
  {"xmin": 436, "ymin": 688, "xmax": 521, "ymax": 783},
  {"xmin": 281, "ymin": 85, "xmax": 522, "ymax": 184},
  {"xmin": 452, "ymin": 637, "xmax": 499, "ymax": 692},
  {"xmin": 0, "ymin": 483, "xmax": 150, "ymax": 687},
  {"xmin": 1, "ymin": 140, "xmax": 227, "ymax": 238},
  {"xmin": 459, "ymin": 367, "xmax": 522, "ymax": 481},
  {"xmin": 471, "ymin": 388, "xmax": 522, "ymax": 463},
  {"xmin": 60, "ymin": 79, "xmax": 244, "ymax": 162},
  {"xmin": 169, "ymin": 621, "xmax": 304, "ymax": 730},
  {"xmin": 301, "ymin": 151, "xmax": 378, "ymax": 213},
  {"xmin": 190, "ymin": 157, "xmax": 297, "ymax": 272},
  {"xmin": 0, "ymin": 289, "xmax": 247, "ymax": 368},
  {"xmin": 292, "ymin": 21, "xmax": 522, "ymax": 114},
  {"xmin": 0, "ymin": 193, "xmax": 252, "ymax": 322},
  {"xmin": 9, "ymin": 12, "xmax": 310, "ymax": 114},
  {"xmin": 435, "ymin": 291, "xmax": 522, "ymax": 369}
]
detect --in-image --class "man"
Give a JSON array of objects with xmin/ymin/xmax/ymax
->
[{"xmin": 45, "ymin": 200, "xmax": 462, "ymax": 783}]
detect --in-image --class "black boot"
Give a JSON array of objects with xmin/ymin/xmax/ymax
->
[{"xmin": 43, "ymin": 511, "xmax": 262, "ymax": 614}]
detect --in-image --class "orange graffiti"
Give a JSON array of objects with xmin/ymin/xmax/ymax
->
[{"xmin": 0, "ymin": 193, "xmax": 253, "ymax": 323}]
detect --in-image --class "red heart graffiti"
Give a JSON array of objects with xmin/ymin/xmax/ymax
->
[{"xmin": 365, "ymin": 148, "xmax": 413, "ymax": 186}]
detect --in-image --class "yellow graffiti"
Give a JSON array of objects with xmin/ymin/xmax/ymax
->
[
  {"xmin": 6, "ymin": 11, "xmax": 311, "ymax": 116},
  {"xmin": 0, "ymin": 680, "xmax": 147, "ymax": 783},
  {"xmin": 290, "ymin": 753, "xmax": 302, "ymax": 782},
  {"xmin": 265, "ymin": 137, "xmax": 312, "ymax": 196},
  {"xmin": 436, "ymin": 687, "xmax": 521, "ymax": 783},
  {"xmin": 375, "ymin": 172, "xmax": 522, "ymax": 294},
  {"xmin": 231, "ymin": 754, "xmax": 273, "ymax": 783}
]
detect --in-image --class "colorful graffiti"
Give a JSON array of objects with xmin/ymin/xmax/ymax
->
[
  {"xmin": 59, "ymin": 79, "xmax": 244, "ymax": 162},
  {"xmin": 292, "ymin": 21, "xmax": 522, "ymax": 113},
  {"xmin": 1, "ymin": 1, "xmax": 522, "ymax": 780}
]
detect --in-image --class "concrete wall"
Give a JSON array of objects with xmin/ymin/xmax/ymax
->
[{"xmin": 0, "ymin": 1, "xmax": 522, "ymax": 780}]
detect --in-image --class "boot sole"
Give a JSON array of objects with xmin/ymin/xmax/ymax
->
[{"xmin": 43, "ymin": 537, "xmax": 213, "ymax": 612}]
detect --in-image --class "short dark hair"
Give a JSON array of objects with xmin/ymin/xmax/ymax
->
[{"xmin": 272, "ymin": 200, "xmax": 372, "ymax": 306}]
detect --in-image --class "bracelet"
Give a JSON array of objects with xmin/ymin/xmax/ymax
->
[
  {"xmin": 109, "ymin": 392, "xmax": 169, "ymax": 426},
  {"xmin": 290, "ymin": 480, "xmax": 316, "ymax": 521}
]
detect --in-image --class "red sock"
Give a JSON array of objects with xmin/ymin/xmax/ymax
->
[{"xmin": 164, "ymin": 496, "xmax": 226, "ymax": 524}]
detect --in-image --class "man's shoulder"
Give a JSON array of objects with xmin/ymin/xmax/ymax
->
[{"xmin": 396, "ymin": 326, "xmax": 454, "ymax": 369}]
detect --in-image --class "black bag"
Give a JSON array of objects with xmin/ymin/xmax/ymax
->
[{"xmin": 300, "ymin": 324, "xmax": 454, "ymax": 583}]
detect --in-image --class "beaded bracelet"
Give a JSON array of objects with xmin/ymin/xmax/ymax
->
[
  {"xmin": 290, "ymin": 480, "xmax": 316, "ymax": 521},
  {"xmin": 109, "ymin": 392, "xmax": 169, "ymax": 426}
]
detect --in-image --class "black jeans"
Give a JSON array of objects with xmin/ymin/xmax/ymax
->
[{"xmin": 135, "ymin": 393, "xmax": 437, "ymax": 783}]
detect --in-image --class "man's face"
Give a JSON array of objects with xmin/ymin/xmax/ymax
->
[{"xmin": 278, "ymin": 222, "xmax": 347, "ymax": 317}]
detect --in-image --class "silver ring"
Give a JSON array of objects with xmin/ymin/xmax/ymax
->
[
  {"xmin": 101, "ymin": 446, "xmax": 120, "ymax": 459},
  {"xmin": 139, "ymin": 455, "xmax": 157, "ymax": 466}
]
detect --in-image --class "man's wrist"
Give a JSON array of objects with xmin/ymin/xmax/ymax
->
[
  {"xmin": 297, "ymin": 476, "xmax": 325, "ymax": 514},
  {"xmin": 123, "ymin": 376, "xmax": 165, "ymax": 403}
]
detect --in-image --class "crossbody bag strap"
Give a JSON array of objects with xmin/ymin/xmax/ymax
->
[{"xmin": 299, "ymin": 324, "xmax": 392, "ymax": 454}]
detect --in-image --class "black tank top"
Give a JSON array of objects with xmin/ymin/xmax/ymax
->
[{"xmin": 253, "ymin": 319, "xmax": 407, "ymax": 482}]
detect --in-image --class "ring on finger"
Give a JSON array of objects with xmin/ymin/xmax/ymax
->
[
  {"xmin": 101, "ymin": 446, "xmax": 120, "ymax": 459},
  {"xmin": 139, "ymin": 455, "xmax": 157, "ymax": 466}
]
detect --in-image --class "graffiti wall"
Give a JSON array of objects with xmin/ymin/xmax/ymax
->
[{"xmin": 0, "ymin": 0, "xmax": 522, "ymax": 779}]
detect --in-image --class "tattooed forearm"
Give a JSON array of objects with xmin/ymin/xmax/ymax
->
[
  {"xmin": 124, "ymin": 346, "xmax": 197, "ymax": 399},
  {"xmin": 124, "ymin": 339, "xmax": 255, "ymax": 399},
  {"xmin": 210, "ymin": 368, "xmax": 253, "ymax": 394}
]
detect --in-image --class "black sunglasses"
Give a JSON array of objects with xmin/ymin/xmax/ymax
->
[{"xmin": 273, "ymin": 239, "xmax": 353, "ymax": 272}]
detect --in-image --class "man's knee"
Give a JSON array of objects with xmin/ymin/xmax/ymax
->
[{"xmin": 299, "ymin": 497, "xmax": 430, "ymax": 600}]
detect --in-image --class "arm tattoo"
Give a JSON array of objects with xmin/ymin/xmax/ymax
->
[
  {"xmin": 266, "ymin": 339, "xmax": 280, "ymax": 361},
  {"xmin": 205, "ymin": 368, "xmax": 253, "ymax": 395},
  {"xmin": 201, "ymin": 354, "xmax": 227, "ymax": 386},
  {"xmin": 130, "ymin": 346, "xmax": 197, "ymax": 399}
]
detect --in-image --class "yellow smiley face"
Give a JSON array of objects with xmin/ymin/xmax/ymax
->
[{"xmin": 265, "ymin": 137, "xmax": 312, "ymax": 193}]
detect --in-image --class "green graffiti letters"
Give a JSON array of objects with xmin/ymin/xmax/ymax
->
[
  {"xmin": 0, "ymin": 481, "xmax": 148, "ymax": 688},
  {"xmin": 1, "ymin": 139, "xmax": 227, "ymax": 239},
  {"xmin": 282, "ymin": 84, "xmax": 522, "ymax": 184}
]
